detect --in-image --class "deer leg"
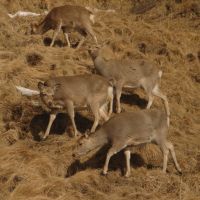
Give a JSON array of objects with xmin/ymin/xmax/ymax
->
[
  {"xmin": 165, "ymin": 141, "xmax": 182, "ymax": 173},
  {"xmin": 103, "ymin": 143, "xmax": 127, "ymax": 175},
  {"xmin": 146, "ymin": 93, "xmax": 155, "ymax": 109},
  {"xmin": 85, "ymin": 23, "xmax": 98, "ymax": 45},
  {"xmin": 63, "ymin": 32, "xmax": 71, "ymax": 48},
  {"xmin": 50, "ymin": 21, "xmax": 62, "ymax": 47},
  {"xmin": 152, "ymin": 85, "xmax": 170, "ymax": 126},
  {"xmin": 76, "ymin": 36, "xmax": 86, "ymax": 49},
  {"xmin": 43, "ymin": 113, "xmax": 57, "ymax": 139},
  {"xmin": 124, "ymin": 150, "xmax": 131, "ymax": 177},
  {"xmin": 115, "ymin": 84, "xmax": 123, "ymax": 113},
  {"xmin": 103, "ymin": 147, "xmax": 116, "ymax": 175},
  {"xmin": 142, "ymin": 83, "xmax": 154, "ymax": 109},
  {"xmin": 99, "ymin": 103, "xmax": 109, "ymax": 122},
  {"xmin": 108, "ymin": 88, "xmax": 114, "ymax": 117},
  {"xmin": 90, "ymin": 103, "xmax": 100, "ymax": 133},
  {"xmin": 66, "ymin": 101, "xmax": 78, "ymax": 137},
  {"xmin": 159, "ymin": 142, "xmax": 170, "ymax": 173}
]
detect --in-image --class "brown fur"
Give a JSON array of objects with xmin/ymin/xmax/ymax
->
[
  {"xmin": 89, "ymin": 47, "xmax": 170, "ymax": 125},
  {"xmin": 31, "ymin": 5, "xmax": 97, "ymax": 48},
  {"xmin": 38, "ymin": 74, "xmax": 113, "ymax": 139},
  {"xmin": 74, "ymin": 109, "xmax": 182, "ymax": 177}
]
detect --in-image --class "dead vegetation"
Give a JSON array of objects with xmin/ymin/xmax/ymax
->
[{"xmin": 0, "ymin": 0, "xmax": 200, "ymax": 200}]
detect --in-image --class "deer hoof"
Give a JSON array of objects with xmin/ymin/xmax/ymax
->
[
  {"xmin": 125, "ymin": 173, "xmax": 130, "ymax": 178},
  {"xmin": 74, "ymin": 131, "xmax": 81, "ymax": 137},
  {"xmin": 121, "ymin": 108, "xmax": 126, "ymax": 112},
  {"xmin": 41, "ymin": 136, "xmax": 48, "ymax": 141},
  {"xmin": 101, "ymin": 171, "xmax": 108, "ymax": 176},
  {"xmin": 177, "ymin": 169, "xmax": 182, "ymax": 175}
]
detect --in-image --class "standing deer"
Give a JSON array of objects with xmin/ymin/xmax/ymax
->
[
  {"xmin": 73, "ymin": 109, "xmax": 182, "ymax": 177},
  {"xmin": 38, "ymin": 74, "xmax": 113, "ymax": 139},
  {"xmin": 89, "ymin": 48, "xmax": 170, "ymax": 126},
  {"xmin": 31, "ymin": 5, "xmax": 97, "ymax": 48}
]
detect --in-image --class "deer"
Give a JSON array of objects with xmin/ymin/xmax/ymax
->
[
  {"xmin": 37, "ymin": 74, "xmax": 113, "ymax": 139},
  {"xmin": 30, "ymin": 5, "xmax": 98, "ymax": 48},
  {"xmin": 73, "ymin": 109, "xmax": 182, "ymax": 177},
  {"xmin": 88, "ymin": 48, "xmax": 170, "ymax": 126}
]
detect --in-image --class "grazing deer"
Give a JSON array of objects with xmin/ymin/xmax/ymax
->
[
  {"xmin": 89, "ymin": 48, "xmax": 170, "ymax": 126},
  {"xmin": 31, "ymin": 5, "xmax": 98, "ymax": 48},
  {"xmin": 73, "ymin": 109, "xmax": 182, "ymax": 177},
  {"xmin": 38, "ymin": 74, "xmax": 113, "ymax": 139}
]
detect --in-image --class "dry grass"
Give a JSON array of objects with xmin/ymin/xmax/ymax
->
[{"xmin": 0, "ymin": 0, "xmax": 200, "ymax": 199}]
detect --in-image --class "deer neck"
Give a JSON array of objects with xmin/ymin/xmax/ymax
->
[
  {"xmin": 89, "ymin": 129, "xmax": 108, "ymax": 150},
  {"xmin": 94, "ymin": 56, "xmax": 107, "ymax": 71},
  {"xmin": 95, "ymin": 56, "xmax": 105, "ymax": 65},
  {"xmin": 36, "ymin": 21, "xmax": 49, "ymax": 34}
]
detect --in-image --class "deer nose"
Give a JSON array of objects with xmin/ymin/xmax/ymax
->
[
  {"xmin": 72, "ymin": 153, "xmax": 76, "ymax": 158},
  {"xmin": 48, "ymin": 101, "xmax": 53, "ymax": 107}
]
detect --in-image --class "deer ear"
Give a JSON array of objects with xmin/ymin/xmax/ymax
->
[
  {"xmin": 53, "ymin": 83, "xmax": 61, "ymax": 91},
  {"xmin": 38, "ymin": 81, "xmax": 44, "ymax": 90},
  {"xmin": 88, "ymin": 49, "xmax": 99, "ymax": 60}
]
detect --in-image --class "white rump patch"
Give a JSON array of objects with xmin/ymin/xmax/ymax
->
[
  {"xmin": 152, "ymin": 84, "xmax": 159, "ymax": 93},
  {"xmin": 89, "ymin": 14, "xmax": 95, "ymax": 24},
  {"xmin": 108, "ymin": 86, "xmax": 114, "ymax": 99},
  {"xmin": 158, "ymin": 70, "xmax": 162, "ymax": 78}
]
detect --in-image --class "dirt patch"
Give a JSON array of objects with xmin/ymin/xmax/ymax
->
[
  {"xmin": 0, "ymin": 0, "xmax": 200, "ymax": 200},
  {"xmin": 26, "ymin": 52, "xmax": 43, "ymax": 66}
]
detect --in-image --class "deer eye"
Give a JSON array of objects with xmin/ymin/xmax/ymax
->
[
  {"xmin": 79, "ymin": 142, "xmax": 83, "ymax": 146},
  {"xmin": 41, "ymin": 93, "xmax": 47, "ymax": 97}
]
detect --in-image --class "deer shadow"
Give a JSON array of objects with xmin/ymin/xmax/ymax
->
[
  {"xmin": 30, "ymin": 112, "xmax": 93, "ymax": 141},
  {"xmin": 43, "ymin": 37, "xmax": 65, "ymax": 47},
  {"xmin": 66, "ymin": 145, "xmax": 146, "ymax": 178},
  {"xmin": 121, "ymin": 93, "xmax": 148, "ymax": 109},
  {"xmin": 43, "ymin": 37, "xmax": 79, "ymax": 48},
  {"xmin": 112, "ymin": 92, "xmax": 148, "ymax": 113}
]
